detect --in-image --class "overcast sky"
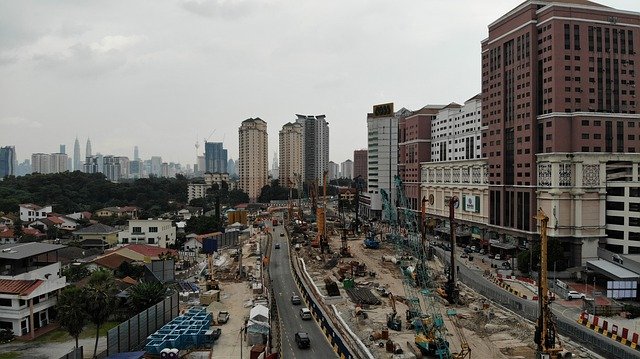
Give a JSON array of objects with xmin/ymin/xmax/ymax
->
[{"xmin": 1, "ymin": 0, "xmax": 637, "ymax": 167}]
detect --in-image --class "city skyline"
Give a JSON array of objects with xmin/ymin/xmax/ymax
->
[{"xmin": 3, "ymin": 1, "xmax": 636, "ymax": 167}]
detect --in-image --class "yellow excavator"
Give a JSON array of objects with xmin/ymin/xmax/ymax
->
[{"xmin": 386, "ymin": 293, "xmax": 402, "ymax": 331}]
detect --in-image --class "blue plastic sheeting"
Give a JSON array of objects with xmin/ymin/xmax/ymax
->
[{"xmin": 106, "ymin": 351, "xmax": 145, "ymax": 359}]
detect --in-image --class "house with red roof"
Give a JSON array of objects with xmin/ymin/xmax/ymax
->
[{"xmin": 0, "ymin": 242, "xmax": 67, "ymax": 338}]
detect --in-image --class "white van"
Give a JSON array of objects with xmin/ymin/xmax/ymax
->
[{"xmin": 300, "ymin": 308, "xmax": 312, "ymax": 320}]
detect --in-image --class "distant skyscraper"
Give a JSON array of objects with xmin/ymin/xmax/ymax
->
[
  {"xmin": 204, "ymin": 142, "xmax": 228, "ymax": 173},
  {"xmin": 328, "ymin": 161, "xmax": 339, "ymax": 180},
  {"xmin": 31, "ymin": 153, "xmax": 51, "ymax": 174},
  {"xmin": 50, "ymin": 153, "xmax": 68, "ymax": 173},
  {"xmin": 279, "ymin": 122, "xmax": 303, "ymax": 187},
  {"xmin": 270, "ymin": 152, "xmax": 279, "ymax": 179},
  {"xmin": 239, "ymin": 118, "xmax": 268, "ymax": 202},
  {"xmin": 73, "ymin": 137, "xmax": 81, "ymax": 171},
  {"xmin": 134, "ymin": 146, "xmax": 140, "ymax": 161},
  {"xmin": 295, "ymin": 114, "xmax": 329, "ymax": 183},
  {"xmin": 0, "ymin": 146, "xmax": 16, "ymax": 178},
  {"xmin": 340, "ymin": 159, "xmax": 353, "ymax": 179},
  {"xmin": 227, "ymin": 159, "xmax": 236, "ymax": 177},
  {"xmin": 130, "ymin": 160, "xmax": 142, "ymax": 179},
  {"xmin": 85, "ymin": 138, "xmax": 92, "ymax": 158},
  {"xmin": 59, "ymin": 144, "xmax": 66, "ymax": 154},
  {"xmin": 96, "ymin": 153, "xmax": 104, "ymax": 173},
  {"xmin": 16, "ymin": 159, "xmax": 31, "ymax": 176},
  {"xmin": 150, "ymin": 156, "xmax": 162, "ymax": 177},
  {"xmin": 84, "ymin": 156, "xmax": 99, "ymax": 174}
]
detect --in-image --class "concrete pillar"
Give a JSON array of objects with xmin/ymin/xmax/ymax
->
[{"xmin": 29, "ymin": 298, "xmax": 34, "ymax": 340}]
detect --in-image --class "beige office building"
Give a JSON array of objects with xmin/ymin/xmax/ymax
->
[
  {"xmin": 279, "ymin": 122, "xmax": 303, "ymax": 187},
  {"xmin": 239, "ymin": 118, "xmax": 268, "ymax": 202}
]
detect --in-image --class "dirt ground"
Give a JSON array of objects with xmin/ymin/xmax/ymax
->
[{"xmin": 298, "ymin": 231, "xmax": 538, "ymax": 359}]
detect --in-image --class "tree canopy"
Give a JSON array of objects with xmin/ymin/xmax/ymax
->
[{"xmin": 0, "ymin": 171, "xmax": 188, "ymax": 214}]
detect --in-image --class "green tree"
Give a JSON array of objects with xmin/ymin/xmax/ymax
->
[
  {"xmin": 63, "ymin": 265, "xmax": 91, "ymax": 282},
  {"xmin": 128, "ymin": 281, "xmax": 168, "ymax": 313},
  {"xmin": 57, "ymin": 286, "xmax": 87, "ymax": 349},
  {"xmin": 115, "ymin": 261, "xmax": 145, "ymax": 280},
  {"xmin": 82, "ymin": 269, "xmax": 117, "ymax": 358},
  {"xmin": 185, "ymin": 215, "xmax": 220, "ymax": 234}
]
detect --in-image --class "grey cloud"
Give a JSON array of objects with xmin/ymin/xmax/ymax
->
[{"xmin": 180, "ymin": 0, "xmax": 258, "ymax": 19}]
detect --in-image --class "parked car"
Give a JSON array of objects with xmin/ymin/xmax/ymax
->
[
  {"xmin": 567, "ymin": 291, "xmax": 586, "ymax": 300},
  {"xmin": 295, "ymin": 332, "xmax": 311, "ymax": 349},
  {"xmin": 494, "ymin": 254, "xmax": 501, "ymax": 260},
  {"xmin": 479, "ymin": 249, "xmax": 486, "ymax": 255},
  {"xmin": 291, "ymin": 294, "xmax": 302, "ymax": 305},
  {"xmin": 501, "ymin": 261, "xmax": 511, "ymax": 269},
  {"xmin": 274, "ymin": 243, "xmax": 281, "ymax": 249}
]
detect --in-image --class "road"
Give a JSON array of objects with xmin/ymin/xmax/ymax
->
[{"xmin": 268, "ymin": 223, "xmax": 338, "ymax": 359}]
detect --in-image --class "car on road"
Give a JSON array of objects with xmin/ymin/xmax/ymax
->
[
  {"xmin": 274, "ymin": 243, "xmax": 281, "ymax": 249},
  {"xmin": 494, "ymin": 254, "xmax": 502, "ymax": 260},
  {"xmin": 280, "ymin": 232, "xmax": 285, "ymax": 237},
  {"xmin": 217, "ymin": 311, "xmax": 230, "ymax": 324},
  {"xmin": 295, "ymin": 332, "xmax": 311, "ymax": 349},
  {"xmin": 567, "ymin": 291, "xmax": 586, "ymax": 300},
  {"xmin": 291, "ymin": 294, "xmax": 301, "ymax": 305},
  {"xmin": 501, "ymin": 261, "xmax": 511, "ymax": 269},
  {"xmin": 300, "ymin": 308, "xmax": 312, "ymax": 320}
]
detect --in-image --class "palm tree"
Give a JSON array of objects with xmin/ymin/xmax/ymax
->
[
  {"xmin": 128, "ymin": 281, "xmax": 169, "ymax": 314},
  {"xmin": 57, "ymin": 286, "xmax": 87, "ymax": 350},
  {"xmin": 82, "ymin": 269, "xmax": 117, "ymax": 358}
]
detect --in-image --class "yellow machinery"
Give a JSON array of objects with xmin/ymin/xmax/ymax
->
[
  {"xmin": 534, "ymin": 209, "xmax": 566, "ymax": 358},
  {"xmin": 386, "ymin": 293, "xmax": 402, "ymax": 331}
]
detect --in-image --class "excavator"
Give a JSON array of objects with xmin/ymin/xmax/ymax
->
[{"xmin": 386, "ymin": 292, "xmax": 402, "ymax": 331}]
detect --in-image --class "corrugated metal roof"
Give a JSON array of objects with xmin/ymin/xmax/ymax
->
[{"xmin": 0, "ymin": 279, "xmax": 43, "ymax": 295}]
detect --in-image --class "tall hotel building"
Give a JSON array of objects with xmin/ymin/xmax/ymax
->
[
  {"xmin": 295, "ymin": 115, "xmax": 329, "ymax": 183},
  {"xmin": 398, "ymin": 105, "xmax": 444, "ymax": 212},
  {"xmin": 279, "ymin": 122, "xmax": 303, "ymax": 187},
  {"xmin": 239, "ymin": 118, "xmax": 268, "ymax": 202},
  {"xmin": 482, "ymin": 0, "xmax": 640, "ymax": 261}
]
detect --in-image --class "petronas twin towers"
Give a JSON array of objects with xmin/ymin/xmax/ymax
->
[{"xmin": 73, "ymin": 136, "xmax": 92, "ymax": 172}]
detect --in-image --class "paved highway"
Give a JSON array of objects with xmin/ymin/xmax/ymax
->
[{"xmin": 268, "ymin": 223, "xmax": 338, "ymax": 359}]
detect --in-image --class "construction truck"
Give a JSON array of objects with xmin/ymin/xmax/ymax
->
[{"xmin": 386, "ymin": 293, "xmax": 402, "ymax": 331}]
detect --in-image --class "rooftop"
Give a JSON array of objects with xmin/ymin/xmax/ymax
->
[
  {"xmin": 73, "ymin": 223, "xmax": 118, "ymax": 234},
  {"xmin": 0, "ymin": 242, "xmax": 66, "ymax": 260},
  {"xmin": 0, "ymin": 279, "xmax": 43, "ymax": 295}
]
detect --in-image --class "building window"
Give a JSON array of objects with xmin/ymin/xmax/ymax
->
[
  {"xmin": 0, "ymin": 298, "xmax": 11, "ymax": 307},
  {"xmin": 582, "ymin": 133, "xmax": 589, "ymax": 139},
  {"xmin": 149, "ymin": 227, "xmax": 158, "ymax": 233},
  {"xmin": 132, "ymin": 227, "xmax": 142, "ymax": 234}
]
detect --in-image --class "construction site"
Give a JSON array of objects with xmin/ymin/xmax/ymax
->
[{"xmin": 284, "ymin": 173, "xmax": 599, "ymax": 358}]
